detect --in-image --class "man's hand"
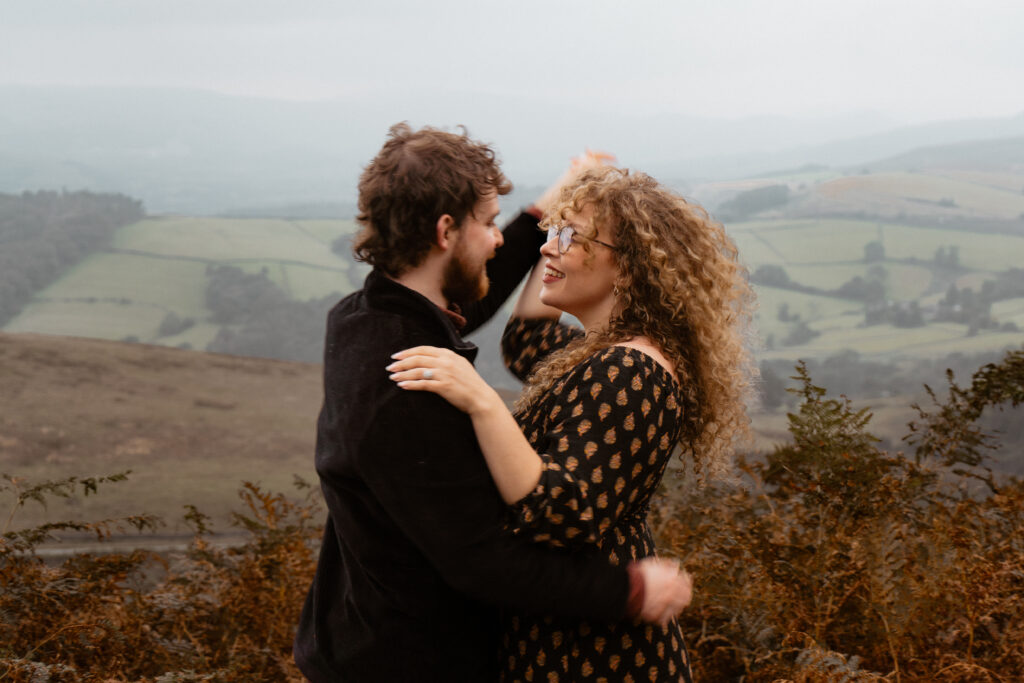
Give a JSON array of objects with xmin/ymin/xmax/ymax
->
[{"xmin": 636, "ymin": 557, "xmax": 693, "ymax": 626}]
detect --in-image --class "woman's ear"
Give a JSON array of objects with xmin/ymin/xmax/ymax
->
[{"xmin": 435, "ymin": 214, "xmax": 456, "ymax": 250}]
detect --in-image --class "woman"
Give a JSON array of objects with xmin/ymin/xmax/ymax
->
[{"xmin": 388, "ymin": 166, "xmax": 755, "ymax": 681}]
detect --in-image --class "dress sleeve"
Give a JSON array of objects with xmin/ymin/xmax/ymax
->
[
  {"xmin": 510, "ymin": 349, "xmax": 680, "ymax": 549},
  {"xmin": 501, "ymin": 316, "xmax": 584, "ymax": 382}
]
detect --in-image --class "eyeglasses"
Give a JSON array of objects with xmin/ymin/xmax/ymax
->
[{"xmin": 546, "ymin": 225, "xmax": 617, "ymax": 255}]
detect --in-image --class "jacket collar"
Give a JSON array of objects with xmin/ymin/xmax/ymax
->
[{"xmin": 363, "ymin": 269, "xmax": 478, "ymax": 361}]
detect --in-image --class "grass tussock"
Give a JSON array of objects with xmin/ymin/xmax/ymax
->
[{"xmin": 2, "ymin": 350, "xmax": 1022, "ymax": 682}]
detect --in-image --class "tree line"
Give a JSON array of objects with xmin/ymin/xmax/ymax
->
[
  {"xmin": 198, "ymin": 262, "xmax": 522, "ymax": 389},
  {"xmin": 756, "ymin": 261, "xmax": 1024, "ymax": 342},
  {"xmin": 201, "ymin": 265, "xmax": 341, "ymax": 364},
  {"xmin": 0, "ymin": 191, "xmax": 144, "ymax": 326}
]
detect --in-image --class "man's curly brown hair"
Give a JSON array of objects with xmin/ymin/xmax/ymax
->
[
  {"xmin": 353, "ymin": 123, "xmax": 512, "ymax": 276},
  {"xmin": 519, "ymin": 166, "xmax": 757, "ymax": 480}
]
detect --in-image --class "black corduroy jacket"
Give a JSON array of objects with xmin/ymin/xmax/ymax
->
[{"xmin": 294, "ymin": 213, "xmax": 630, "ymax": 682}]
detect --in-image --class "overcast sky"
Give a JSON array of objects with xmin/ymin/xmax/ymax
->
[{"xmin": 2, "ymin": 0, "xmax": 1023, "ymax": 124}]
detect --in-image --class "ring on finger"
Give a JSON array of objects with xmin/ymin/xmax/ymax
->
[{"xmin": 422, "ymin": 368, "xmax": 434, "ymax": 380}]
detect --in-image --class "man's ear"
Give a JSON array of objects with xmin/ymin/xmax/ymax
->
[{"xmin": 435, "ymin": 214, "xmax": 457, "ymax": 251}]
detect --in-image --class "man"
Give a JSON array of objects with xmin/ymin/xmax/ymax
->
[{"xmin": 294, "ymin": 124, "xmax": 691, "ymax": 682}]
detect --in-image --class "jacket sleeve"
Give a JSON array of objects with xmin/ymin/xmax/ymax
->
[
  {"xmin": 460, "ymin": 211, "xmax": 546, "ymax": 335},
  {"xmin": 510, "ymin": 350, "xmax": 679, "ymax": 551},
  {"xmin": 501, "ymin": 316, "xmax": 583, "ymax": 382},
  {"xmin": 355, "ymin": 388, "xmax": 631, "ymax": 621}
]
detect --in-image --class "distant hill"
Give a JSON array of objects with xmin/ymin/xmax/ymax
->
[
  {"xmin": 696, "ymin": 135, "xmax": 1024, "ymax": 204},
  {"xmin": 861, "ymin": 136, "xmax": 1024, "ymax": 174},
  {"xmin": 795, "ymin": 114, "xmax": 1024, "ymax": 171},
  {"xmin": 665, "ymin": 113, "xmax": 1024, "ymax": 182},
  {"xmin": 801, "ymin": 170, "xmax": 1024, "ymax": 220},
  {"xmin": 698, "ymin": 135, "xmax": 1024, "ymax": 223},
  {"xmin": 3, "ymin": 85, "xmax": 1023, "ymax": 213}
]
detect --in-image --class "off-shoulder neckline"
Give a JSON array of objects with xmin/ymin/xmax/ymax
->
[
  {"xmin": 509, "ymin": 316, "xmax": 682, "ymax": 392},
  {"xmin": 602, "ymin": 345, "xmax": 682, "ymax": 392}
]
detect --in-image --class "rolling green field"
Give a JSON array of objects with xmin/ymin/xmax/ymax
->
[
  {"xmin": 732, "ymin": 219, "xmax": 885, "ymax": 265},
  {"xmin": 726, "ymin": 209, "xmax": 1024, "ymax": 359},
  {"xmin": 750, "ymin": 286, "xmax": 861, "ymax": 341},
  {"xmin": 5, "ymin": 216, "xmax": 363, "ymax": 345},
  {"xmin": 732, "ymin": 218, "xmax": 1024, "ymax": 271},
  {"xmin": 111, "ymin": 217, "xmax": 351, "ymax": 265},
  {"xmin": 5, "ymin": 165, "xmax": 1024, "ymax": 364}
]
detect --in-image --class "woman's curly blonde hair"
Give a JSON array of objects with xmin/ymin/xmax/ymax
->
[{"xmin": 518, "ymin": 166, "xmax": 757, "ymax": 480}]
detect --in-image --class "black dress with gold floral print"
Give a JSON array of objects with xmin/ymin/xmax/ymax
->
[{"xmin": 499, "ymin": 317, "xmax": 693, "ymax": 683}]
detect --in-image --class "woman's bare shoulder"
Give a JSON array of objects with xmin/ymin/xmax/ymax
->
[{"xmin": 614, "ymin": 337, "xmax": 677, "ymax": 383}]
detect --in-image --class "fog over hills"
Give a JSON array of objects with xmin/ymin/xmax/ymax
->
[
  {"xmin": 3, "ymin": 85, "xmax": 1022, "ymax": 215},
  {"xmin": 681, "ymin": 114, "xmax": 1024, "ymax": 182},
  {"xmin": 861, "ymin": 135, "xmax": 1024, "ymax": 173}
]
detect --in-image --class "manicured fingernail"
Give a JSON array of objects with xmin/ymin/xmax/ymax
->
[
  {"xmin": 385, "ymin": 363, "xmax": 396, "ymax": 371},
  {"xmin": 390, "ymin": 352, "xmax": 401, "ymax": 359}
]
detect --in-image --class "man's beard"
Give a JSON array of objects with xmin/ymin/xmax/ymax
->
[{"xmin": 441, "ymin": 246, "xmax": 489, "ymax": 305}]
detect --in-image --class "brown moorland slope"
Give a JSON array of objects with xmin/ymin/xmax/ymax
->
[
  {"xmin": 1, "ymin": 330, "xmax": 922, "ymax": 543},
  {"xmin": 0, "ymin": 332, "xmax": 534, "ymax": 541},
  {"xmin": 1, "ymin": 331, "xmax": 323, "ymax": 534}
]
